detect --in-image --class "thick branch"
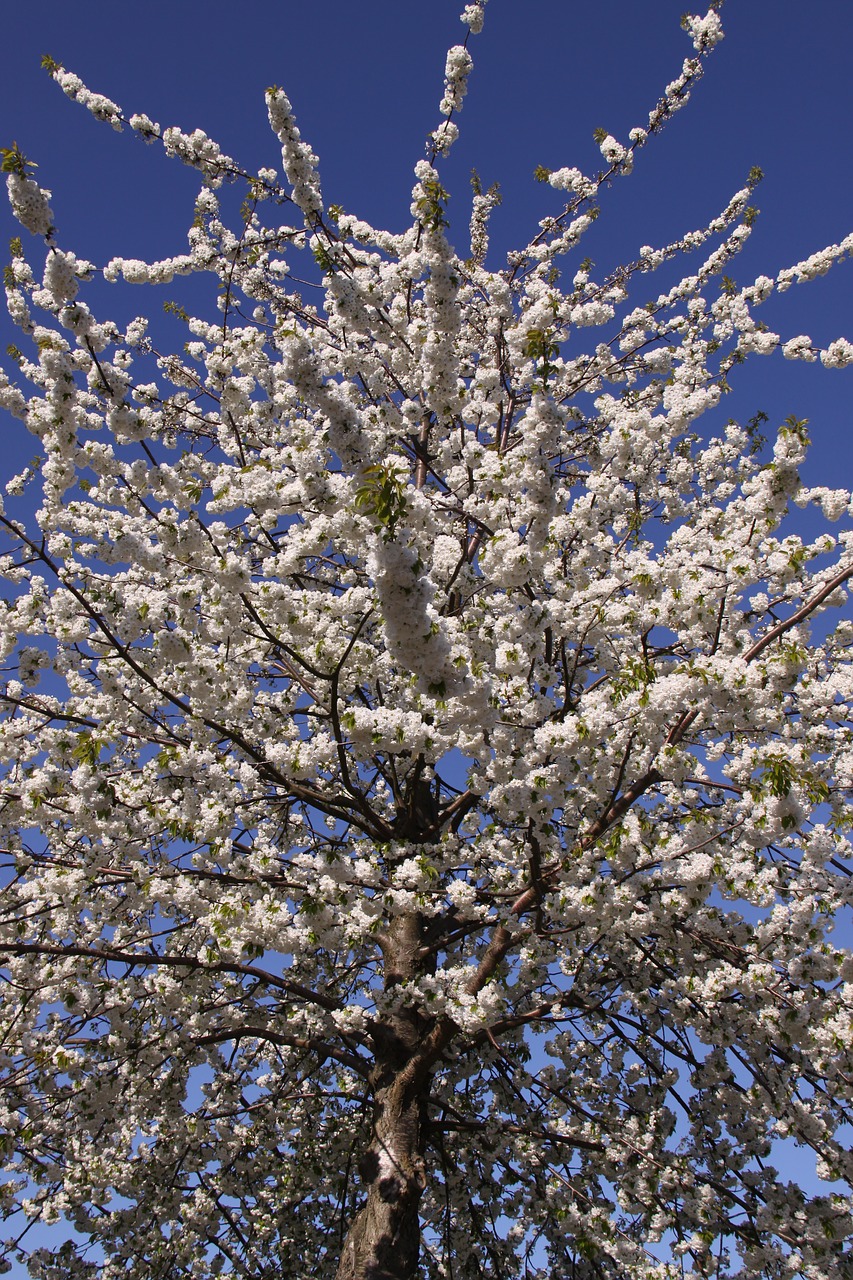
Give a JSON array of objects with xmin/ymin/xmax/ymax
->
[
  {"xmin": 744, "ymin": 562, "xmax": 853, "ymax": 662},
  {"xmin": 194, "ymin": 1025, "xmax": 368, "ymax": 1076},
  {"xmin": 0, "ymin": 940, "xmax": 344, "ymax": 1014}
]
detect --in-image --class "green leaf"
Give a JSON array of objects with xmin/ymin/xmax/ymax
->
[
  {"xmin": 0, "ymin": 142, "xmax": 36, "ymax": 176},
  {"xmin": 781, "ymin": 414, "xmax": 810, "ymax": 445},
  {"xmin": 72, "ymin": 733, "xmax": 101, "ymax": 767},
  {"xmin": 415, "ymin": 175, "xmax": 450, "ymax": 230},
  {"xmin": 354, "ymin": 464, "xmax": 408, "ymax": 534},
  {"xmin": 163, "ymin": 300, "xmax": 189, "ymax": 323},
  {"xmin": 611, "ymin": 656, "xmax": 656, "ymax": 705}
]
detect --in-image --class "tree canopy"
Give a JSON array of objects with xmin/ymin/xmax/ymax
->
[{"xmin": 0, "ymin": 3, "xmax": 852, "ymax": 1277}]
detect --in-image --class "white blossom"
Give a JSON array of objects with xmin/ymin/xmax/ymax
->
[
  {"xmin": 683, "ymin": 10, "xmax": 725, "ymax": 51},
  {"xmin": 6, "ymin": 172, "xmax": 54, "ymax": 237},
  {"xmin": 821, "ymin": 337, "xmax": 853, "ymax": 369}
]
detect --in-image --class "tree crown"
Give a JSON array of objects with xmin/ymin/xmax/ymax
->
[{"xmin": 0, "ymin": 4, "xmax": 852, "ymax": 1277}]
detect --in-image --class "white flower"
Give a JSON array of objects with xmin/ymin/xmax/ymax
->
[
  {"xmin": 820, "ymin": 337, "xmax": 853, "ymax": 368},
  {"xmin": 598, "ymin": 134, "xmax": 632, "ymax": 173},
  {"xmin": 683, "ymin": 10, "xmax": 724, "ymax": 51},
  {"xmin": 43, "ymin": 250, "xmax": 79, "ymax": 304},
  {"xmin": 782, "ymin": 334, "xmax": 817, "ymax": 361},
  {"xmin": 460, "ymin": 3, "xmax": 486, "ymax": 33},
  {"xmin": 439, "ymin": 45, "xmax": 474, "ymax": 117},
  {"xmin": 129, "ymin": 113, "xmax": 160, "ymax": 141},
  {"xmin": 548, "ymin": 166, "xmax": 596, "ymax": 197},
  {"xmin": 6, "ymin": 172, "xmax": 54, "ymax": 237}
]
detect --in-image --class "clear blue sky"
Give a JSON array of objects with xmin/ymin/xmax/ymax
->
[{"xmin": 0, "ymin": 0, "xmax": 851, "ymax": 492}]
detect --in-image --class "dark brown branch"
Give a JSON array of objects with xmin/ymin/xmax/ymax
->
[
  {"xmin": 0, "ymin": 941, "xmax": 343, "ymax": 1014},
  {"xmin": 743, "ymin": 563, "xmax": 853, "ymax": 663},
  {"xmin": 194, "ymin": 1025, "xmax": 368, "ymax": 1076}
]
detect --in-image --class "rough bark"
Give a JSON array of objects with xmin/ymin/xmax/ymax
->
[{"xmin": 335, "ymin": 912, "xmax": 433, "ymax": 1280}]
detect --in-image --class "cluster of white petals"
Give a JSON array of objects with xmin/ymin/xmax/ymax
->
[
  {"xmin": 821, "ymin": 337, "xmax": 853, "ymax": 368},
  {"xmin": 41, "ymin": 248, "xmax": 80, "ymax": 303},
  {"xmin": 54, "ymin": 67, "xmax": 124, "ymax": 129},
  {"xmin": 128, "ymin": 111, "xmax": 160, "ymax": 141},
  {"xmin": 439, "ymin": 45, "xmax": 474, "ymax": 117},
  {"xmin": 5, "ymin": 172, "xmax": 54, "ymax": 237},
  {"xmin": 683, "ymin": 9, "xmax": 725, "ymax": 51},
  {"xmin": 598, "ymin": 133, "xmax": 633, "ymax": 174},
  {"xmin": 460, "ymin": 2, "xmax": 486, "ymax": 34},
  {"xmin": 547, "ymin": 165, "xmax": 597, "ymax": 197},
  {"xmin": 266, "ymin": 88, "xmax": 323, "ymax": 216},
  {"xmin": 782, "ymin": 333, "xmax": 817, "ymax": 361},
  {"xmin": 102, "ymin": 253, "xmax": 195, "ymax": 285}
]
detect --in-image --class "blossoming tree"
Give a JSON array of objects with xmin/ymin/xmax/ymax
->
[{"xmin": 0, "ymin": 3, "xmax": 851, "ymax": 1276}]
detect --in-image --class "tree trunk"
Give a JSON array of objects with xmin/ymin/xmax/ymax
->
[
  {"xmin": 335, "ymin": 1065, "xmax": 428, "ymax": 1280},
  {"xmin": 335, "ymin": 912, "xmax": 432, "ymax": 1280}
]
